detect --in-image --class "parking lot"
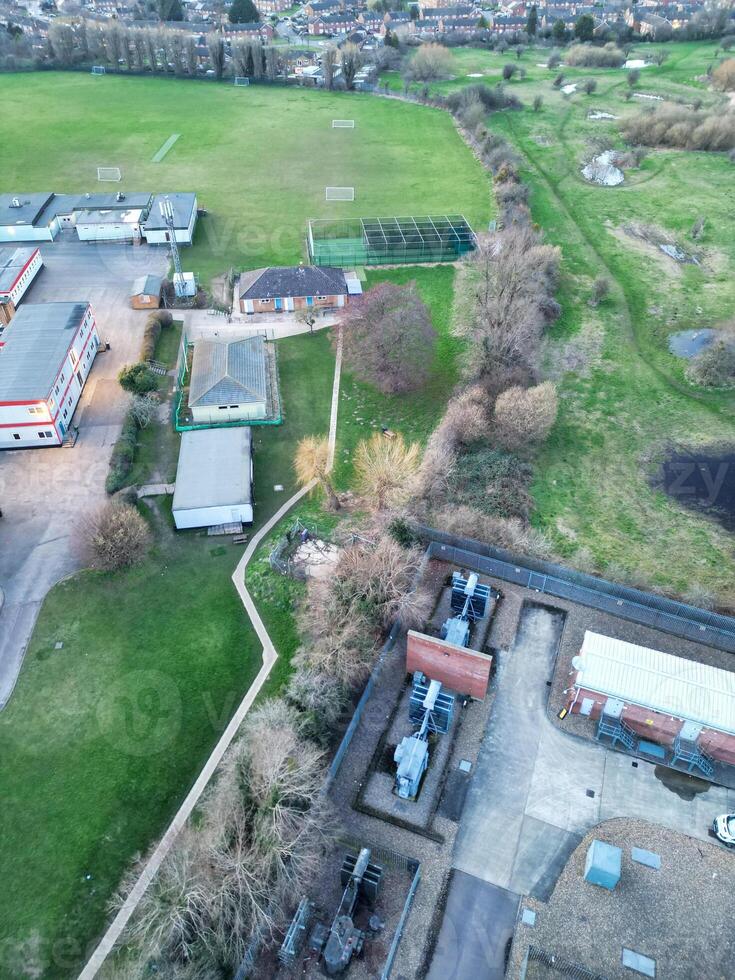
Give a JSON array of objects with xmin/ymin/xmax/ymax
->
[{"xmin": 0, "ymin": 239, "xmax": 168, "ymax": 705}]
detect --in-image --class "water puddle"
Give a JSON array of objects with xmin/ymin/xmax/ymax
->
[{"xmin": 668, "ymin": 329, "xmax": 716, "ymax": 359}]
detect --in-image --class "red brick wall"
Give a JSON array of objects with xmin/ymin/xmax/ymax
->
[
  {"xmin": 570, "ymin": 687, "xmax": 735, "ymax": 764},
  {"xmin": 406, "ymin": 630, "xmax": 492, "ymax": 699}
]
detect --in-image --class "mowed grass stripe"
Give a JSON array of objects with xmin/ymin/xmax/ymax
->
[{"xmin": 151, "ymin": 132, "xmax": 180, "ymax": 162}]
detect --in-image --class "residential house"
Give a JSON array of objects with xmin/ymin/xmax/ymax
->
[{"xmin": 239, "ymin": 265, "xmax": 349, "ymax": 313}]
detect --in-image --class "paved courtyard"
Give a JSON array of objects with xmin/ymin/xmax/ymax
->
[
  {"xmin": 0, "ymin": 239, "xmax": 168, "ymax": 705},
  {"xmin": 428, "ymin": 590, "xmax": 735, "ymax": 978}
]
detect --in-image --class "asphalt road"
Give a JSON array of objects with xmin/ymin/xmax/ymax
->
[{"xmin": 427, "ymin": 872, "xmax": 518, "ymax": 980}]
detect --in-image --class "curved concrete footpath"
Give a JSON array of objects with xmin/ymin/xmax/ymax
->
[{"xmin": 79, "ymin": 330, "xmax": 342, "ymax": 980}]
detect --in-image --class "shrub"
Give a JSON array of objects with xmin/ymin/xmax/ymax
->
[
  {"xmin": 446, "ymin": 446, "xmax": 533, "ymax": 520},
  {"xmin": 621, "ymin": 106, "xmax": 735, "ymax": 151},
  {"xmin": 547, "ymin": 51, "xmax": 561, "ymax": 69},
  {"xmin": 590, "ymin": 275, "xmax": 611, "ymax": 306},
  {"xmin": 713, "ymin": 58, "xmax": 735, "ymax": 91},
  {"xmin": 533, "ymin": 94, "xmax": 543, "ymax": 112},
  {"xmin": 686, "ymin": 340, "xmax": 735, "ymax": 387},
  {"xmin": 353, "ymin": 432, "xmax": 421, "ymax": 510},
  {"xmin": 627, "ymin": 67, "xmax": 641, "ymax": 87},
  {"xmin": 84, "ymin": 501, "xmax": 151, "ymax": 570},
  {"xmin": 129, "ymin": 392, "xmax": 160, "ymax": 428},
  {"xmin": 493, "ymin": 381, "xmax": 559, "ymax": 449},
  {"xmin": 284, "ymin": 666, "xmax": 347, "ymax": 747},
  {"xmin": 584, "ymin": 78, "xmax": 597, "ymax": 95},
  {"xmin": 387, "ymin": 515, "xmax": 419, "ymax": 548},
  {"xmin": 446, "ymin": 82, "xmax": 521, "ymax": 116},
  {"xmin": 339, "ymin": 282, "xmax": 436, "ymax": 395},
  {"xmin": 552, "ymin": 72, "xmax": 565, "ymax": 88},
  {"xmin": 106, "ymin": 409, "xmax": 139, "ymax": 494},
  {"xmin": 140, "ymin": 318, "xmax": 161, "ymax": 361},
  {"xmin": 564, "ymin": 43, "xmax": 625, "ymax": 68},
  {"xmin": 432, "ymin": 503, "xmax": 553, "ymax": 558},
  {"xmin": 118, "ymin": 362, "xmax": 158, "ymax": 394},
  {"xmin": 502, "ymin": 63, "xmax": 517, "ymax": 80},
  {"xmin": 408, "ymin": 42, "xmax": 453, "ymax": 81}
]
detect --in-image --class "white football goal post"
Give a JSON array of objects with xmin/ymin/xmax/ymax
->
[
  {"xmin": 97, "ymin": 167, "xmax": 122, "ymax": 182},
  {"xmin": 332, "ymin": 119, "xmax": 355, "ymax": 128},
  {"xmin": 234, "ymin": 76, "xmax": 250, "ymax": 86},
  {"xmin": 325, "ymin": 187, "xmax": 355, "ymax": 201},
  {"xmin": 91, "ymin": 65, "xmax": 106, "ymax": 75}
]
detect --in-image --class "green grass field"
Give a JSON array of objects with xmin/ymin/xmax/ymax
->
[
  {"xmin": 0, "ymin": 72, "xmax": 492, "ymax": 286},
  {"xmin": 477, "ymin": 42, "xmax": 735, "ymax": 593}
]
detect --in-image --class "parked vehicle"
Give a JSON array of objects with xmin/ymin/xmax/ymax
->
[{"xmin": 712, "ymin": 813, "xmax": 735, "ymax": 847}]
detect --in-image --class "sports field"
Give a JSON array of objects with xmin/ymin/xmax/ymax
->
[{"xmin": 0, "ymin": 72, "xmax": 492, "ymax": 284}]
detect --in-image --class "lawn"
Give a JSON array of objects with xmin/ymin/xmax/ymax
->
[
  {"xmin": 0, "ymin": 330, "xmax": 336, "ymax": 979},
  {"xmin": 0, "ymin": 72, "xmax": 492, "ymax": 287}
]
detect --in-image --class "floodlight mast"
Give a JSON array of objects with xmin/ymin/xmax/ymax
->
[{"xmin": 160, "ymin": 196, "xmax": 184, "ymax": 282}]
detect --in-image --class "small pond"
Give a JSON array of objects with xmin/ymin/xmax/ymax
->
[{"xmin": 668, "ymin": 329, "xmax": 716, "ymax": 359}]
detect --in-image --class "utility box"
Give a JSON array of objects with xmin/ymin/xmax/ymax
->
[{"xmin": 584, "ymin": 839, "xmax": 621, "ymax": 891}]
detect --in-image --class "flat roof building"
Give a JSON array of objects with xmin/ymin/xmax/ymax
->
[
  {"xmin": 569, "ymin": 630, "xmax": 735, "ymax": 770},
  {"xmin": 143, "ymin": 193, "xmax": 198, "ymax": 245},
  {"xmin": 172, "ymin": 427, "xmax": 253, "ymax": 529},
  {"xmin": 0, "ymin": 302, "xmax": 99, "ymax": 447},
  {"xmin": 0, "ymin": 247, "xmax": 43, "ymax": 331}
]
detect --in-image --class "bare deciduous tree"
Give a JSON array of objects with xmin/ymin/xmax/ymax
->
[
  {"xmin": 340, "ymin": 42, "xmax": 362, "ymax": 89},
  {"xmin": 129, "ymin": 393, "xmax": 160, "ymax": 429},
  {"xmin": 84, "ymin": 502, "xmax": 151, "ymax": 571},
  {"xmin": 493, "ymin": 381, "xmax": 558, "ymax": 449},
  {"xmin": 455, "ymin": 228, "xmax": 560, "ymax": 380},
  {"xmin": 322, "ymin": 45, "xmax": 338, "ymax": 89},
  {"xmin": 339, "ymin": 282, "xmax": 436, "ymax": 394},
  {"xmin": 294, "ymin": 435, "xmax": 339, "ymax": 509}
]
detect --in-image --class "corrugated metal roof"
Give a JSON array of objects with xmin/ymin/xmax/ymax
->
[
  {"xmin": 0, "ymin": 302, "xmax": 88, "ymax": 401},
  {"xmin": 189, "ymin": 336, "xmax": 267, "ymax": 409},
  {"xmin": 172, "ymin": 427, "xmax": 252, "ymax": 512},
  {"xmin": 574, "ymin": 631, "xmax": 735, "ymax": 736}
]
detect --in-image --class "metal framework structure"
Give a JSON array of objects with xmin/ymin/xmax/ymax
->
[
  {"xmin": 96, "ymin": 167, "xmax": 121, "ymax": 182},
  {"xmin": 308, "ymin": 214, "xmax": 476, "ymax": 267}
]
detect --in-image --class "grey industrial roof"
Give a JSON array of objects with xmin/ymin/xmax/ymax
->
[
  {"xmin": 0, "ymin": 247, "xmax": 38, "ymax": 294},
  {"xmin": 132, "ymin": 274, "xmax": 163, "ymax": 297},
  {"xmin": 143, "ymin": 193, "xmax": 197, "ymax": 231},
  {"xmin": 574, "ymin": 631, "xmax": 735, "ymax": 736},
  {"xmin": 0, "ymin": 193, "xmax": 54, "ymax": 228},
  {"xmin": 0, "ymin": 302, "xmax": 88, "ymax": 401},
  {"xmin": 240, "ymin": 265, "xmax": 347, "ymax": 300},
  {"xmin": 172, "ymin": 427, "xmax": 253, "ymax": 512},
  {"xmin": 189, "ymin": 336, "xmax": 267, "ymax": 409}
]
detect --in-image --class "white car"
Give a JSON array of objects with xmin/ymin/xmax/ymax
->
[{"xmin": 712, "ymin": 813, "xmax": 735, "ymax": 847}]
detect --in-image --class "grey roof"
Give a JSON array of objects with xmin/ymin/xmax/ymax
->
[
  {"xmin": 38, "ymin": 193, "xmax": 153, "ymax": 224},
  {"xmin": 240, "ymin": 265, "xmax": 347, "ymax": 301},
  {"xmin": 143, "ymin": 193, "xmax": 197, "ymax": 232},
  {"xmin": 0, "ymin": 302, "xmax": 88, "ymax": 401},
  {"xmin": 172, "ymin": 427, "xmax": 253, "ymax": 512},
  {"xmin": 189, "ymin": 336, "xmax": 267, "ymax": 409},
  {"xmin": 0, "ymin": 194, "xmax": 54, "ymax": 228},
  {"xmin": 132, "ymin": 274, "xmax": 163, "ymax": 296},
  {"xmin": 75, "ymin": 207, "xmax": 145, "ymax": 226},
  {"xmin": 0, "ymin": 247, "xmax": 38, "ymax": 294}
]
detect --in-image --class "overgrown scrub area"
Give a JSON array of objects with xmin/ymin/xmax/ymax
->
[
  {"xmin": 564, "ymin": 43, "xmax": 625, "ymax": 68},
  {"xmin": 621, "ymin": 105, "xmax": 735, "ymax": 151}
]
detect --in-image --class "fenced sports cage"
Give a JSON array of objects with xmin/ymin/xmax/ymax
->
[
  {"xmin": 97, "ymin": 167, "xmax": 122, "ymax": 182},
  {"xmin": 308, "ymin": 214, "xmax": 476, "ymax": 267},
  {"xmin": 234, "ymin": 76, "xmax": 250, "ymax": 86}
]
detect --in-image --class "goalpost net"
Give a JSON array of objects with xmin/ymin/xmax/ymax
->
[
  {"xmin": 332, "ymin": 119, "xmax": 355, "ymax": 128},
  {"xmin": 325, "ymin": 187, "xmax": 355, "ymax": 202},
  {"xmin": 91, "ymin": 65, "xmax": 106, "ymax": 75},
  {"xmin": 234, "ymin": 76, "xmax": 250, "ymax": 86},
  {"xmin": 97, "ymin": 167, "xmax": 122, "ymax": 182}
]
